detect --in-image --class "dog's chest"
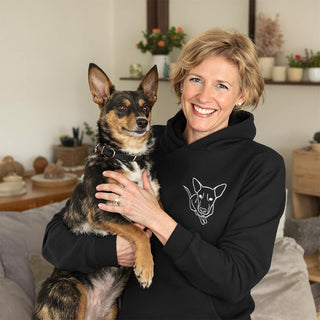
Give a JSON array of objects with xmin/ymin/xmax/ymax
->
[{"xmin": 120, "ymin": 161, "xmax": 159, "ymax": 195}]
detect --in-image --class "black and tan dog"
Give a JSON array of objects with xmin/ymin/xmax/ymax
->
[{"xmin": 33, "ymin": 63, "xmax": 159, "ymax": 320}]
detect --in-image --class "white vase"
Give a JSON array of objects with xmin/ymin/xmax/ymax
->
[
  {"xmin": 259, "ymin": 57, "xmax": 275, "ymax": 80},
  {"xmin": 152, "ymin": 54, "xmax": 170, "ymax": 78},
  {"xmin": 287, "ymin": 68, "xmax": 303, "ymax": 82},
  {"xmin": 308, "ymin": 68, "xmax": 320, "ymax": 82}
]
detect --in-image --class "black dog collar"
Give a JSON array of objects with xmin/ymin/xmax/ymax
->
[{"xmin": 95, "ymin": 143, "xmax": 144, "ymax": 162}]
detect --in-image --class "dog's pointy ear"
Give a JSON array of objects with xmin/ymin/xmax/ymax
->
[
  {"xmin": 137, "ymin": 65, "xmax": 158, "ymax": 106},
  {"xmin": 88, "ymin": 63, "xmax": 115, "ymax": 106}
]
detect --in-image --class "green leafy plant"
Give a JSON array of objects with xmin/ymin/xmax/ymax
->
[
  {"xmin": 311, "ymin": 131, "xmax": 320, "ymax": 144},
  {"xmin": 83, "ymin": 122, "xmax": 96, "ymax": 145},
  {"xmin": 304, "ymin": 49, "xmax": 320, "ymax": 68},
  {"xmin": 59, "ymin": 127, "xmax": 83, "ymax": 147},
  {"xmin": 136, "ymin": 26, "xmax": 186, "ymax": 55},
  {"xmin": 59, "ymin": 122, "xmax": 97, "ymax": 147},
  {"xmin": 286, "ymin": 54, "xmax": 303, "ymax": 68}
]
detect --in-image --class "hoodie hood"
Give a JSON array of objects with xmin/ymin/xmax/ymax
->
[{"xmin": 159, "ymin": 109, "xmax": 256, "ymax": 152}]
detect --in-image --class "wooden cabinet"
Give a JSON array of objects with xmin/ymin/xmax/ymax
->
[{"xmin": 292, "ymin": 148, "xmax": 320, "ymax": 282}]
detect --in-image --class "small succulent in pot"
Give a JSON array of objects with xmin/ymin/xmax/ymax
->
[{"xmin": 310, "ymin": 131, "xmax": 320, "ymax": 152}]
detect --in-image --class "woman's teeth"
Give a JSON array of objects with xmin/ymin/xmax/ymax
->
[{"xmin": 193, "ymin": 104, "xmax": 215, "ymax": 115}]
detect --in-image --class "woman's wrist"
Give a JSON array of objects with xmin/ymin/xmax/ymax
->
[{"xmin": 150, "ymin": 208, "xmax": 178, "ymax": 245}]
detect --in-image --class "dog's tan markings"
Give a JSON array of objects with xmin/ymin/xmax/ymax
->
[
  {"xmin": 35, "ymin": 305, "xmax": 52, "ymax": 320},
  {"xmin": 123, "ymin": 98, "xmax": 131, "ymax": 107},
  {"xmin": 139, "ymin": 99, "xmax": 146, "ymax": 107},
  {"xmin": 105, "ymin": 304, "xmax": 118, "ymax": 320},
  {"xmin": 89, "ymin": 211, "xmax": 154, "ymax": 288},
  {"xmin": 76, "ymin": 283, "xmax": 87, "ymax": 320}
]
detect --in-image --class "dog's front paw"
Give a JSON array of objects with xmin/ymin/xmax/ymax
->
[{"xmin": 134, "ymin": 250, "xmax": 154, "ymax": 288}]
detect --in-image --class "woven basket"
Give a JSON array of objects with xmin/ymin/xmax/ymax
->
[{"xmin": 54, "ymin": 145, "xmax": 88, "ymax": 167}]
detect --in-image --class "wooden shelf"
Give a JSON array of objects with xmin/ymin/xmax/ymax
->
[
  {"xmin": 264, "ymin": 80, "xmax": 320, "ymax": 86},
  {"xmin": 120, "ymin": 77, "xmax": 320, "ymax": 86}
]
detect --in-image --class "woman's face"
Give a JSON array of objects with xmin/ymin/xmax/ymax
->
[{"xmin": 181, "ymin": 55, "xmax": 245, "ymax": 144}]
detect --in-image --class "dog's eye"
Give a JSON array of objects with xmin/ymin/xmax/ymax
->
[
  {"xmin": 142, "ymin": 105, "xmax": 150, "ymax": 113},
  {"xmin": 118, "ymin": 105, "xmax": 128, "ymax": 112}
]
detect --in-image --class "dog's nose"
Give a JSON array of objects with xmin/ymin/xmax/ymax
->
[{"xmin": 136, "ymin": 118, "xmax": 148, "ymax": 129}]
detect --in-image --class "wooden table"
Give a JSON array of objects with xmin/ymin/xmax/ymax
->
[
  {"xmin": 0, "ymin": 176, "xmax": 77, "ymax": 211},
  {"xmin": 305, "ymin": 251, "xmax": 320, "ymax": 283}
]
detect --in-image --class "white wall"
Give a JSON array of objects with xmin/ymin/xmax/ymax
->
[
  {"xmin": 0, "ymin": 0, "xmax": 114, "ymax": 169},
  {"xmin": 1, "ymin": 0, "xmax": 319, "ymax": 220}
]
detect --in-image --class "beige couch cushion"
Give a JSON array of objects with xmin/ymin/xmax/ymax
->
[{"xmin": 251, "ymin": 237, "xmax": 317, "ymax": 320}]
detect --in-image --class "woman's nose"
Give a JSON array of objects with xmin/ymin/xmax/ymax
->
[{"xmin": 197, "ymin": 85, "xmax": 213, "ymax": 103}]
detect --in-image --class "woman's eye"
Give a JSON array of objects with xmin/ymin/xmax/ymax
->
[
  {"xmin": 190, "ymin": 77, "xmax": 202, "ymax": 83},
  {"xmin": 218, "ymin": 83, "xmax": 228, "ymax": 90},
  {"xmin": 118, "ymin": 105, "xmax": 127, "ymax": 112}
]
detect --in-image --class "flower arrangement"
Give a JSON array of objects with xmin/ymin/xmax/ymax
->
[
  {"xmin": 304, "ymin": 49, "xmax": 320, "ymax": 68},
  {"xmin": 286, "ymin": 54, "xmax": 303, "ymax": 68},
  {"xmin": 255, "ymin": 13, "xmax": 284, "ymax": 57},
  {"xmin": 136, "ymin": 26, "xmax": 186, "ymax": 55}
]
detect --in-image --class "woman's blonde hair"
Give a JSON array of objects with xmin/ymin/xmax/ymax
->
[{"xmin": 171, "ymin": 28, "xmax": 264, "ymax": 110}]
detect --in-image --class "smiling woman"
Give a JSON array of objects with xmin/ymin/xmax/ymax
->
[
  {"xmin": 180, "ymin": 55, "xmax": 246, "ymax": 144},
  {"xmin": 42, "ymin": 27, "xmax": 286, "ymax": 320}
]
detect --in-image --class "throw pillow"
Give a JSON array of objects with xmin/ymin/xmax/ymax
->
[
  {"xmin": 251, "ymin": 237, "xmax": 317, "ymax": 320},
  {"xmin": 28, "ymin": 254, "xmax": 54, "ymax": 299}
]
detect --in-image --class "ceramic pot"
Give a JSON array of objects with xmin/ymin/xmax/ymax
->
[
  {"xmin": 272, "ymin": 66, "xmax": 286, "ymax": 82},
  {"xmin": 287, "ymin": 68, "xmax": 303, "ymax": 82},
  {"xmin": 308, "ymin": 68, "xmax": 320, "ymax": 82},
  {"xmin": 129, "ymin": 64, "xmax": 142, "ymax": 78},
  {"xmin": 259, "ymin": 57, "xmax": 275, "ymax": 80},
  {"xmin": 152, "ymin": 54, "xmax": 170, "ymax": 78},
  {"xmin": 311, "ymin": 143, "xmax": 320, "ymax": 152}
]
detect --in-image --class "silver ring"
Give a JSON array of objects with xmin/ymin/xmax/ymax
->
[{"xmin": 114, "ymin": 196, "xmax": 120, "ymax": 206}]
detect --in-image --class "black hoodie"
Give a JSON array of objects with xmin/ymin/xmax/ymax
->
[{"xmin": 42, "ymin": 110, "xmax": 286, "ymax": 319}]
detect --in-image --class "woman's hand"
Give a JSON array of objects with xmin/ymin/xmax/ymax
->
[
  {"xmin": 116, "ymin": 224, "xmax": 152, "ymax": 267},
  {"xmin": 95, "ymin": 170, "xmax": 161, "ymax": 228},
  {"xmin": 95, "ymin": 170, "xmax": 177, "ymax": 245}
]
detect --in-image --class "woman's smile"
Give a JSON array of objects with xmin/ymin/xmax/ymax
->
[{"xmin": 192, "ymin": 104, "xmax": 217, "ymax": 116}]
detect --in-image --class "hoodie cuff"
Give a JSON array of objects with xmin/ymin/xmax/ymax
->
[
  {"xmin": 163, "ymin": 224, "xmax": 194, "ymax": 261},
  {"xmin": 94, "ymin": 234, "xmax": 119, "ymax": 268}
]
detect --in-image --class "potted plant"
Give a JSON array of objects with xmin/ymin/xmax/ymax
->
[
  {"xmin": 310, "ymin": 131, "xmax": 320, "ymax": 152},
  {"xmin": 286, "ymin": 54, "xmax": 304, "ymax": 82},
  {"xmin": 304, "ymin": 49, "xmax": 320, "ymax": 82},
  {"xmin": 255, "ymin": 13, "xmax": 284, "ymax": 80},
  {"xmin": 55, "ymin": 127, "xmax": 88, "ymax": 167},
  {"xmin": 136, "ymin": 26, "xmax": 186, "ymax": 77}
]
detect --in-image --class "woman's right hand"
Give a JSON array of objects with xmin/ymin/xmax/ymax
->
[{"xmin": 116, "ymin": 224, "xmax": 152, "ymax": 267}]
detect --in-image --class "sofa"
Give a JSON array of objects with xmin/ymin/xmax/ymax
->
[{"xmin": 0, "ymin": 200, "xmax": 318, "ymax": 320}]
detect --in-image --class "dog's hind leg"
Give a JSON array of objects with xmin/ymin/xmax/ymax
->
[{"xmin": 33, "ymin": 274, "xmax": 87, "ymax": 320}]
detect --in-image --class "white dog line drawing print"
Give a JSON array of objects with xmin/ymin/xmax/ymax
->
[{"xmin": 183, "ymin": 178, "xmax": 227, "ymax": 225}]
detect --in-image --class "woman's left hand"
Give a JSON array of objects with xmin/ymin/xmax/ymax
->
[{"xmin": 95, "ymin": 170, "xmax": 161, "ymax": 229}]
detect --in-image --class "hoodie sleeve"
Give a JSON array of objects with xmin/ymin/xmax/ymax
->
[
  {"xmin": 42, "ymin": 201, "xmax": 119, "ymax": 273},
  {"xmin": 163, "ymin": 151, "xmax": 286, "ymax": 303}
]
